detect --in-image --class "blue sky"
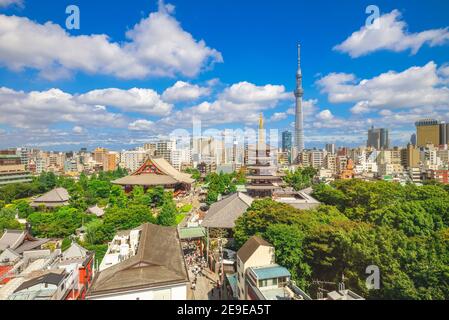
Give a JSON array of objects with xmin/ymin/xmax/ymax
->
[{"xmin": 0, "ymin": 0, "xmax": 448, "ymax": 151}]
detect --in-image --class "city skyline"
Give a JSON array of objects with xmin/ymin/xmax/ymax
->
[
  {"xmin": 0, "ymin": 0, "xmax": 449, "ymax": 151},
  {"xmin": 1, "ymin": 0, "xmax": 449, "ymax": 305}
]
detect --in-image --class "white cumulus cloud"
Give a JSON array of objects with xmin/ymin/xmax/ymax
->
[
  {"xmin": 317, "ymin": 61, "xmax": 449, "ymax": 114},
  {"xmin": 128, "ymin": 119, "xmax": 156, "ymax": 132},
  {"xmin": 78, "ymin": 88, "xmax": 172, "ymax": 116},
  {"xmin": 156, "ymin": 81, "xmax": 291, "ymax": 129},
  {"xmin": 317, "ymin": 109, "xmax": 334, "ymax": 121},
  {"xmin": 220, "ymin": 81, "xmax": 290, "ymax": 105},
  {"xmin": 72, "ymin": 126, "xmax": 84, "ymax": 134},
  {"xmin": 335, "ymin": 10, "xmax": 449, "ymax": 58},
  {"xmin": 162, "ymin": 81, "xmax": 211, "ymax": 103},
  {"xmin": 0, "ymin": 86, "xmax": 171, "ymax": 129},
  {"xmin": 270, "ymin": 112, "xmax": 288, "ymax": 122},
  {"xmin": 0, "ymin": 1, "xmax": 222, "ymax": 79}
]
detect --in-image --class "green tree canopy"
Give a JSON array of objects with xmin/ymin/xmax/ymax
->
[{"xmin": 157, "ymin": 199, "xmax": 178, "ymax": 227}]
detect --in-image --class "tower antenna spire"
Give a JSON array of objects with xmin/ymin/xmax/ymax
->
[{"xmin": 294, "ymin": 43, "xmax": 305, "ymax": 155}]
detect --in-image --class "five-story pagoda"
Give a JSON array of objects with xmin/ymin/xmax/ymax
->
[{"xmin": 246, "ymin": 114, "xmax": 285, "ymax": 198}]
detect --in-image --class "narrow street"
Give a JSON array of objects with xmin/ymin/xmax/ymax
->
[{"xmin": 188, "ymin": 268, "xmax": 221, "ymax": 300}]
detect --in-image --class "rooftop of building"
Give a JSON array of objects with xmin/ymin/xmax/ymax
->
[
  {"xmin": 112, "ymin": 157, "xmax": 194, "ymax": 186},
  {"xmin": 31, "ymin": 188, "xmax": 70, "ymax": 207},
  {"xmin": 86, "ymin": 205, "xmax": 105, "ymax": 217},
  {"xmin": 201, "ymin": 192, "xmax": 253, "ymax": 229},
  {"xmin": 8, "ymin": 270, "xmax": 67, "ymax": 301},
  {"xmin": 272, "ymin": 188, "xmax": 321, "ymax": 210},
  {"xmin": 249, "ymin": 264, "xmax": 291, "ymax": 281},
  {"xmin": 237, "ymin": 236, "xmax": 273, "ymax": 264},
  {"xmin": 178, "ymin": 226, "xmax": 206, "ymax": 240},
  {"xmin": 87, "ymin": 223, "xmax": 189, "ymax": 297},
  {"xmin": 0, "ymin": 229, "xmax": 49, "ymax": 254},
  {"xmin": 322, "ymin": 289, "xmax": 365, "ymax": 300}
]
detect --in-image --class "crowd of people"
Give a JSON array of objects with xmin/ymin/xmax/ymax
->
[{"xmin": 183, "ymin": 241, "xmax": 207, "ymax": 291}]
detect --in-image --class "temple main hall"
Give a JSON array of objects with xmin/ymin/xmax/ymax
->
[{"xmin": 112, "ymin": 157, "xmax": 194, "ymax": 194}]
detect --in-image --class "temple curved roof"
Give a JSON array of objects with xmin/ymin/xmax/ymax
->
[{"xmin": 112, "ymin": 157, "xmax": 194, "ymax": 186}]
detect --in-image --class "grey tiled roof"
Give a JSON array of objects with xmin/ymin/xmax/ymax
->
[
  {"xmin": 87, "ymin": 223, "xmax": 189, "ymax": 297},
  {"xmin": 14, "ymin": 238, "xmax": 49, "ymax": 254},
  {"xmin": 33, "ymin": 188, "xmax": 70, "ymax": 202},
  {"xmin": 31, "ymin": 188, "xmax": 70, "ymax": 207},
  {"xmin": 201, "ymin": 193, "xmax": 253, "ymax": 229},
  {"xmin": 0, "ymin": 230, "xmax": 48, "ymax": 254},
  {"xmin": 0, "ymin": 230, "xmax": 25, "ymax": 252}
]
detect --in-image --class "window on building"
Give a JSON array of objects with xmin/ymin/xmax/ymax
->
[{"xmin": 258, "ymin": 278, "xmax": 278, "ymax": 288}]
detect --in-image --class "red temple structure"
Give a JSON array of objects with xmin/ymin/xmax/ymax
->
[{"xmin": 112, "ymin": 157, "xmax": 194, "ymax": 194}]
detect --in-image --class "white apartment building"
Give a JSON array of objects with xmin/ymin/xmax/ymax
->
[
  {"xmin": 170, "ymin": 148, "xmax": 191, "ymax": 172},
  {"xmin": 324, "ymin": 154, "xmax": 336, "ymax": 173},
  {"xmin": 120, "ymin": 149, "xmax": 148, "ymax": 172},
  {"xmin": 309, "ymin": 150, "xmax": 325, "ymax": 169}
]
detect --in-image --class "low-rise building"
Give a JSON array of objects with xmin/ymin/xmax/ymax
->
[
  {"xmin": 30, "ymin": 188, "xmax": 70, "ymax": 209},
  {"xmin": 54, "ymin": 243, "xmax": 95, "ymax": 300},
  {"xmin": 426, "ymin": 169, "xmax": 449, "ymax": 184},
  {"xmin": 0, "ymin": 240, "xmax": 94, "ymax": 301},
  {"xmin": 0, "ymin": 150, "xmax": 32, "ymax": 186},
  {"xmin": 235, "ymin": 236, "xmax": 311, "ymax": 301},
  {"xmin": 8, "ymin": 270, "xmax": 70, "ymax": 300},
  {"xmin": 87, "ymin": 223, "xmax": 189, "ymax": 300},
  {"xmin": 272, "ymin": 188, "xmax": 321, "ymax": 210}
]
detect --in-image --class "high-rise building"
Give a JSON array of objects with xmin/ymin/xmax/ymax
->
[
  {"xmin": 107, "ymin": 152, "xmax": 119, "ymax": 171},
  {"xmin": 415, "ymin": 119, "xmax": 441, "ymax": 147},
  {"xmin": 294, "ymin": 44, "xmax": 305, "ymax": 153},
  {"xmin": 410, "ymin": 133, "xmax": 417, "ymax": 146},
  {"xmin": 440, "ymin": 122, "xmax": 448, "ymax": 146},
  {"xmin": 367, "ymin": 126, "xmax": 390, "ymax": 150},
  {"xmin": 93, "ymin": 147, "xmax": 109, "ymax": 170},
  {"xmin": 325, "ymin": 143, "xmax": 336, "ymax": 154},
  {"xmin": 401, "ymin": 144, "xmax": 420, "ymax": 169},
  {"xmin": 154, "ymin": 140, "xmax": 176, "ymax": 163},
  {"xmin": 120, "ymin": 149, "xmax": 148, "ymax": 172},
  {"xmin": 282, "ymin": 131, "xmax": 292, "ymax": 153}
]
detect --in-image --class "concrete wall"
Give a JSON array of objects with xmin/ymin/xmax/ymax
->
[{"xmin": 88, "ymin": 284, "xmax": 187, "ymax": 300}]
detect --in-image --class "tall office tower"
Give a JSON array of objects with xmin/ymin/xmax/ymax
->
[
  {"xmin": 294, "ymin": 44, "xmax": 305, "ymax": 152},
  {"xmin": 410, "ymin": 133, "xmax": 417, "ymax": 146},
  {"xmin": 282, "ymin": 131, "xmax": 292, "ymax": 153},
  {"xmin": 415, "ymin": 119, "xmax": 441, "ymax": 147},
  {"xmin": 325, "ymin": 143, "xmax": 336, "ymax": 154},
  {"xmin": 440, "ymin": 122, "xmax": 448, "ymax": 146},
  {"xmin": 367, "ymin": 126, "xmax": 390, "ymax": 150}
]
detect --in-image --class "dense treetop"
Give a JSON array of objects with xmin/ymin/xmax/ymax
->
[
  {"xmin": 234, "ymin": 180, "xmax": 449, "ymax": 300},
  {"xmin": 0, "ymin": 170, "xmax": 180, "ymax": 250}
]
